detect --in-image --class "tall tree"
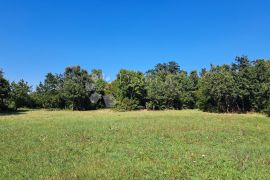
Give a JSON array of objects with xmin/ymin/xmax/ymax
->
[
  {"xmin": 35, "ymin": 73, "xmax": 65, "ymax": 108},
  {"xmin": 189, "ymin": 70, "xmax": 200, "ymax": 108},
  {"xmin": 145, "ymin": 62, "xmax": 194, "ymax": 110},
  {"xmin": 0, "ymin": 69, "xmax": 10, "ymax": 112},
  {"xmin": 252, "ymin": 59, "xmax": 270, "ymax": 111},
  {"xmin": 9, "ymin": 80, "xmax": 32, "ymax": 110},
  {"xmin": 231, "ymin": 56, "xmax": 254, "ymax": 112},
  {"xmin": 90, "ymin": 69, "xmax": 107, "ymax": 95},
  {"xmin": 90, "ymin": 69, "xmax": 103, "ymax": 81},
  {"xmin": 63, "ymin": 66, "xmax": 94, "ymax": 110},
  {"xmin": 114, "ymin": 69, "xmax": 146, "ymax": 110},
  {"xmin": 146, "ymin": 73, "xmax": 180, "ymax": 110},
  {"xmin": 197, "ymin": 65, "xmax": 237, "ymax": 112},
  {"xmin": 146, "ymin": 61, "xmax": 181, "ymax": 78}
]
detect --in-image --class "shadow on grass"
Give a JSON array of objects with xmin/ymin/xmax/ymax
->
[{"xmin": 0, "ymin": 109, "xmax": 30, "ymax": 116}]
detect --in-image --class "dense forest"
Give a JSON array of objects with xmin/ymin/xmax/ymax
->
[{"xmin": 1, "ymin": 56, "xmax": 270, "ymax": 116}]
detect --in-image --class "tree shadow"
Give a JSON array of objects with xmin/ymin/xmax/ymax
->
[{"xmin": 0, "ymin": 109, "xmax": 30, "ymax": 116}]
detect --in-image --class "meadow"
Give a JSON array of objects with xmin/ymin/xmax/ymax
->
[{"xmin": 0, "ymin": 110, "xmax": 270, "ymax": 179}]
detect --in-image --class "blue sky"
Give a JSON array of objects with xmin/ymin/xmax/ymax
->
[{"xmin": 1, "ymin": 0, "xmax": 270, "ymax": 87}]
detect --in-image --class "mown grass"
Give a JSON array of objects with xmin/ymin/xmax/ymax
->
[{"xmin": 0, "ymin": 109, "xmax": 270, "ymax": 179}]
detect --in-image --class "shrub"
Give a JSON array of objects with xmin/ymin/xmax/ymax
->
[{"xmin": 115, "ymin": 98, "xmax": 142, "ymax": 111}]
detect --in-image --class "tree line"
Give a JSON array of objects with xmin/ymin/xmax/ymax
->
[{"xmin": 1, "ymin": 56, "xmax": 270, "ymax": 116}]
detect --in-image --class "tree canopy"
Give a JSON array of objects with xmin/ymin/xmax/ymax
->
[
  {"xmin": 0, "ymin": 70, "xmax": 10, "ymax": 112},
  {"xmin": 1, "ymin": 56, "xmax": 270, "ymax": 116}
]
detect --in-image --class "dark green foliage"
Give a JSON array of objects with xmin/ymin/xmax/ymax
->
[
  {"xmin": 0, "ymin": 70, "xmax": 10, "ymax": 112},
  {"xmin": 252, "ymin": 60, "xmax": 270, "ymax": 112},
  {"xmin": 265, "ymin": 101, "xmax": 270, "ymax": 117},
  {"xmin": 33, "ymin": 66, "xmax": 109, "ymax": 110},
  {"xmin": 189, "ymin": 70, "xmax": 199, "ymax": 89},
  {"xmin": 146, "ymin": 61, "xmax": 180, "ymax": 76},
  {"xmin": 90, "ymin": 69, "xmax": 103, "ymax": 81},
  {"xmin": 9, "ymin": 80, "xmax": 32, "ymax": 110},
  {"xmin": 1, "ymin": 56, "xmax": 270, "ymax": 116},
  {"xmin": 145, "ymin": 61, "xmax": 181, "ymax": 110},
  {"xmin": 200, "ymin": 68, "xmax": 207, "ymax": 77},
  {"xmin": 62, "ymin": 79, "xmax": 86, "ymax": 110},
  {"xmin": 115, "ymin": 98, "xmax": 141, "ymax": 111},
  {"xmin": 197, "ymin": 57, "xmax": 270, "ymax": 113},
  {"xmin": 188, "ymin": 70, "xmax": 199, "ymax": 109},
  {"xmin": 90, "ymin": 69, "xmax": 107, "ymax": 96},
  {"xmin": 146, "ymin": 74, "xmax": 181, "ymax": 110},
  {"xmin": 89, "ymin": 69, "xmax": 109, "ymax": 108},
  {"xmin": 145, "ymin": 61, "xmax": 195, "ymax": 110},
  {"xmin": 35, "ymin": 73, "xmax": 65, "ymax": 109},
  {"xmin": 197, "ymin": 65, "xmax": 237, "ymax": 112},
  {"xmin": 62, "ymin": 66, "xmax": 94, "ymax": 110},
  {"xmin": 230, "ymin": 56, "xmax": 254, "ymax": 112},
  {"xmin": 114, "ymin": 69, "xmax": 146, "ymax": 110}
]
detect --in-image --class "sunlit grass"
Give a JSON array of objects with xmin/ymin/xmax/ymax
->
[{"xmin": 0, "ymin": 110, "xmax": 269, "ymax": 179}]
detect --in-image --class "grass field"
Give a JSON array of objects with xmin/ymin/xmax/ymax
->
[{"xmin": 0, "ymin": 110, "xmax": 270, "ymax": 179}]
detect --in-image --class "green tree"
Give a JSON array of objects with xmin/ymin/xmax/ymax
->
[
  {"xmin": 9, "ymin": 80, "xmax": 32, "ymax": 110},
  {"xmin": 0, "ymin": 69, "xmax": 10, "ymax": 112},
  {"xmin": 90, "ymin": 69, "xmax": 103, "ymax": 81},
  {"xmin": 63, "ymin": 79, "xmax": 88, "ymax": 110},
  {"xmin": 90, "ymin": 69, "xmax": 109, "ymax": 108},
  {"xmin": 63, "ymin": 66, "xmax": 94, "ymax": 110},
  {"xmin": 35, "ymin": 73, "xmax": 65, "ymax": 109},
  {"xmin": 146, "ymin": 74, "xmax": 179, "ymax": 110},
  {"xmin": 231, "ymin": 56, "xmax": 254, "ymax": 112},
  {"xmin": 179, "ymin": 72, "xmax": 195, "ymax": 109},
  {"xmin": 114, "ymin": 69, "xmax": 146, "ymax": 110},
  {"xmin": 188, "ymin": 70, "xmax": 200, "ymax": 109},
  {"xmin": 145, "ymin": 62, "xmax": 194, "ymax": 110},
  {"xmin": 146, "ymin": 61, "xmax": 181, "ymax": 78},
  {"xmin": 90, "ymin": 69, "xmax": 107, "ymax": 95},
  {"xmin": 190, "ymin": 70, "xmax": 199, "ymax": 89},
  {"xmin": 197, "ymin": 65, "xmax": 237, "ymax": 112},
  {"xmin": 252, "ymin": 59, "xmax": 270, "ymax": 112}
]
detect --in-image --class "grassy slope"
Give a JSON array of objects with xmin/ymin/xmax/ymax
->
[{"xmin": 0, "ymin": 110, "xmax": 270, "ymax": 179}]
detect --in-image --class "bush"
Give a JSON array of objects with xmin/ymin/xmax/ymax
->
[
  {"xmin": 115, "ymin": 98, "xmax": 143, "ymax": 111},
  {"xmin": 113, "ymin": 69, "xmax": 146, "ymax": 111},
  {"xmin": 146, "ymin": 101, "xmax": 166, "ymax": 110}
]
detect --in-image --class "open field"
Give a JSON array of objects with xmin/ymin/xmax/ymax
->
[{"xmin": 0, "ymin": 110, "xmax": 270, "ymax": 179}]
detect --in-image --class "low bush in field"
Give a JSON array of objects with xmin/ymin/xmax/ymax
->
[{"xmin": 115, "ymin": 98, "xmax": 144, "ymax": 111}]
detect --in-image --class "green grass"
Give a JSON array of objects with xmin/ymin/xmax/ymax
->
[{"xmin": 0, "ymin": 110, "xmax": 270, "ymax": 179}]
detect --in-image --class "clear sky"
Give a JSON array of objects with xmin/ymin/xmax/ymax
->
[{"xmin": 1, "ymin": 0, "xmax": 270, "ymax": 87}]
